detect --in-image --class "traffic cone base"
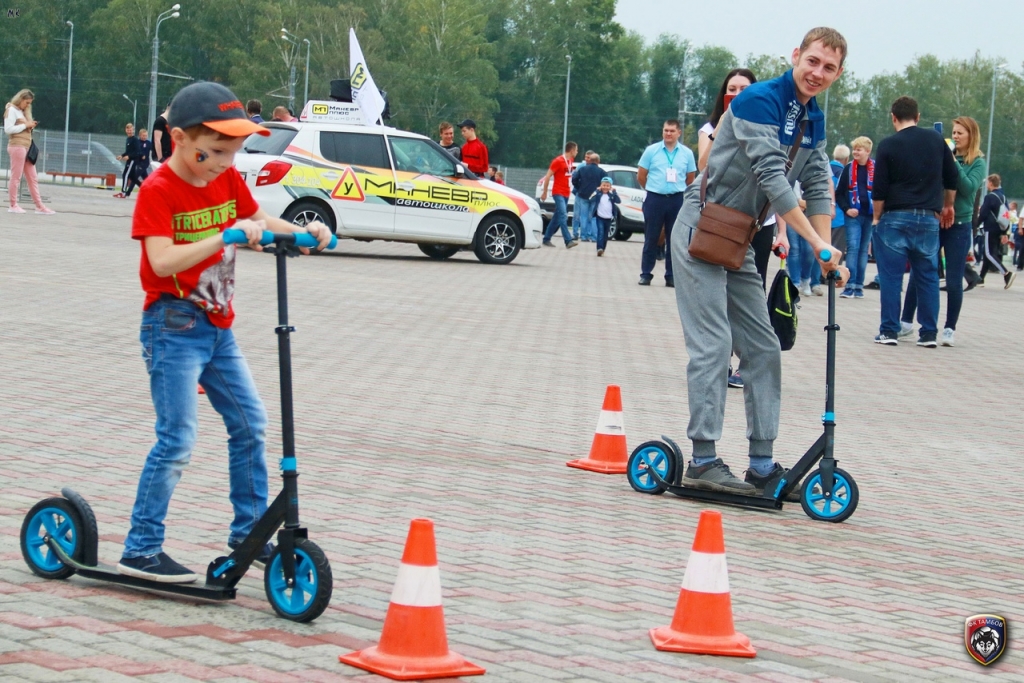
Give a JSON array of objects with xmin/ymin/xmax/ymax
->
[
  {"xmin": 566, "ymin": 385, "xmax": 627, "ymax": 473},
  {"xmin": 339, "ymin": 648, "xmax": 486, "ymax": 681},
  {"xmin": 649, "ymin": 625, "xmax": 756, "ymax": 657}
]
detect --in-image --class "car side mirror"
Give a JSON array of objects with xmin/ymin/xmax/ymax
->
[{"xmin": 454, "ymin": 163, "xmax": 466, "ymax": 177}]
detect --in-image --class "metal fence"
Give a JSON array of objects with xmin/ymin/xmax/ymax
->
[
  {"xmin": 0, "ymin": 129, "xmax": 127, "ymax": 178},
  {"xmin": 500, "ymin": 167, "xmax": 544, "ymax": 198}
]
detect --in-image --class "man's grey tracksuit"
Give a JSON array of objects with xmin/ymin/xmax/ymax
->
[{"xmin": 670, "ymin": 70, "xmax": 832, "ymax": 461}]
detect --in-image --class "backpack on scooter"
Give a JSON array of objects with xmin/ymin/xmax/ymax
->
[{"xmin": 768, "ymin": 261, "xmax": 799, "ymax": 351}]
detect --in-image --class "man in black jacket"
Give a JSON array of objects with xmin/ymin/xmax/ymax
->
[
  {"xmin": 871, "ymin": 96, "xmax": 957, "ymax": 347},
  {"xmin": 978, "ymin": 174, "xmax": 1016, "ymax": 288}
]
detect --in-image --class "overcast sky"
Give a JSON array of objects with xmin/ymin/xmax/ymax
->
[{"xmin": 615, "ymin": 1, "xmax": 1023, "ymax": 78}]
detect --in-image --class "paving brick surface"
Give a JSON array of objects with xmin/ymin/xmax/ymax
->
[{"xmin": 1, "ymin": 185, "xmax": 1022, "ymax": 681}]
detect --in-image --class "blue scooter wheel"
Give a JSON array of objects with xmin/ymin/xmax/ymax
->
[
  {"xmin": 800, "ymin": 467, "xmax": 859, "ymax": 523},
  {"xmin": 20, "ymin": 498, "xmax": 85, "ymax": 579},
  {"xmin": 627, "ymin": 441, "xmax": 676, "ymax": 495},
  {"xmin": 264, "ymin": 538, "xmax": 333, "ymax": 622}
]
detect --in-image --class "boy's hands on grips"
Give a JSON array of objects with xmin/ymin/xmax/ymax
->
[
  {"xmin": 233, "ymin": 218, "xmax": 268, "ymax": 251},
  {"xmin": 301, "ymin": 220, "xmax": 333, "ymax": 253}
]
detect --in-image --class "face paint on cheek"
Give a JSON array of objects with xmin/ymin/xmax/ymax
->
[{"xmin": 196, "ymin": 150, "xmax": 209, "ymax": 163}]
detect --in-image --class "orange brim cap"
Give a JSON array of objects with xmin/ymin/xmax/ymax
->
[{"xmin": 204, "ymin": 118, "xmax": 270, "ymax": 137}]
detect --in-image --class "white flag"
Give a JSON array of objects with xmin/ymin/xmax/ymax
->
[{"xmin": 349, "ymin": 28, "xmax": 385, "ymax": 126}]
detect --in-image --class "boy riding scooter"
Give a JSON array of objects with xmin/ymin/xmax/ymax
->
[{"xmin": 119, "ymin": 82, "xmax": 332, "ymax": 583}]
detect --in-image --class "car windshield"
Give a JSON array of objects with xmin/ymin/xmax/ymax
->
[
  {"xmin": 610, "ymin": 170, "xmax": 640, "ymax": 190},
  {"xmin": 242, "ymin": 127, "xmax": 296, "ymax": 155},
  {"xmin": 389, "ymin": 137, "xmax": 457, "ymax": 177}
]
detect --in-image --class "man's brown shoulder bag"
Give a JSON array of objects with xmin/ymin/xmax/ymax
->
[{"xmin": 689, "ymin": 121, "xmax": 806, "ymax": 270}]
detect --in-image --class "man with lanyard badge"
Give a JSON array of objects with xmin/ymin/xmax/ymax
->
[{"xmin": 638, "ymin": 119, "xmax": 697, "ymax": 286}]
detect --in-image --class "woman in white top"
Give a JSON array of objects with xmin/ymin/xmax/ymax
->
[{"xmin": 4, "ymin": 89, "xmax": 54, "ymax": 214}]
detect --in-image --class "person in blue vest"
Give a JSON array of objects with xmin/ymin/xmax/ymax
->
[
  {"xmin": 835, "ymin": 136, "xmax": 875, "ymax": 298},
  {"xmin": 670, "ymin": 27, "xmax": 848, "ymax": 494},
  {"xmin": 637, "ymin": 120, "xmax": 697, "ymax": 287}
]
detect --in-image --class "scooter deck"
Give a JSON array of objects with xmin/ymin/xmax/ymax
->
[
  {"xmin": 46, "ymin": 538, "xmax": 236, "ymax": 600},
  {"xmin": 662, "ymin": 484, "xmax": 784, "ymax": 510}
]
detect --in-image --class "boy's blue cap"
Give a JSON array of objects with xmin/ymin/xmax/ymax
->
[{"xmin": 601, "ymin": 176, "xmax": 613, "ymax": 183}]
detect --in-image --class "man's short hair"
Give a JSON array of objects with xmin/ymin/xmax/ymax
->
[
  {"xmin": 585, "ymin": 149, "xmax": 595, "ymax": 157},
  {"xmin": 590, "ymin": 153, "xmax": 601, "ymax": 162},
  {"xmin": 272, "ymin": 106, "xmax": 290, "ymax": 120},
  {"xmin": 891, "ymin": 96, "xmax": 919, "ymax": 123},
  {"xmin": 565, "ymin": 141, "xmax": 577, "ymax": 152},
  {"xmin": 663, "ymin": 119, "xmax": 681, "ymax": 130},
  {"xmin": 246, "ymin": 99, "xmax": 262, "ymax": 115},
  {"xmin": 988, "ymin": 173, "xmax": 1002, "ymax": 187},
  {"xmin": 850, "ymin": 136, "xmax": 873, "ymax": 151},
  {"xmin": 439, "ymin": 121, "xmax": 453, "ymax": 134},
  {"xmin": 832, "ymin": 144, "xmax": 850, "ymax": 162},
  {"xmin": 800, "ymin": 27, "xmax": 848, "ymax": 66}
]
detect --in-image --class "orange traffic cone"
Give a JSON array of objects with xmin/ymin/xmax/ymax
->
[
  {"xmin": 649, "ymin": 510, "xmax": 756, "ymax": 658},
  {"xmin": 339, "ymin": 519, "xmax": 485, "ymax": 680},
  {"xmin": 566, "ymin": 384, "xmax": 627, "ymax": 474}
]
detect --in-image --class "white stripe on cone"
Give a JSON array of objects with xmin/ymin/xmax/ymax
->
[
  {"xmin": 594, "ymin": 410, "xmax": 625, "ymax": 436},
  {"xmin": 680, "ymin": 551, "xmax": 730, "ymax": 594},
  {"xmin": 389, "ymin": 563, "xmax": 443, "ymax": 607}
]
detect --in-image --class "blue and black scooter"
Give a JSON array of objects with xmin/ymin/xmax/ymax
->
[
  {"xmin": 20, "ymin": 230, "xmax": 339, "ymax": 621},
  {"xmin": 626, "ymin": 250, "xmax": 860, "ymax": 522}
]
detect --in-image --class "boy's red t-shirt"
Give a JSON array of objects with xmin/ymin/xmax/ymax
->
[
  {"xmin": 131, "ymin": 163, "xmax": 258, "ymax": 328},
  {"xmin": 548, "ymin": 155, "xmax": 572, "ymax": 197}
]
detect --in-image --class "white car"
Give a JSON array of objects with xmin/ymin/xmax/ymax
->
[
  {"xmin": 234, "ymin": 101, "xmax": 543, "ymax": 264},
  {"xmin": 534, "ymin": 164, "xmax": 647, "ymax": 241}
]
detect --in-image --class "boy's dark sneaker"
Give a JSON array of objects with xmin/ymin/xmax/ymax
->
[
  {"xmin": 1004, "ymin": 271, "xmax": 1016, "ymax": 289},
  {"xmin": 744, "ymin": 463, "xmax": 800, "ymax": 502},
  {"xmin": 874, "ymin": 333, "xmax": 898, "ymax": 345},
  {"xmin": 638, "ymin": 277, "xmax": 652, "ymax": 286},
  {"xmin": 917, "ymin": 333, "xmax": 937, "ymax": 348},
  {"xmin": 682, "ymin": 459, "xmax": 755, "ymax": 493},
  {"xmin": 225, "ymin": 541, "xmax": 276, "ymax": 571},
  {"xmin": 665, "ymin": 278, "xmax": 674, "ymax": 288},
  {"xmin": 865, "ymin": 280, "xmax": 880, "ymax": 290},
  {"xmin": 727, "ymin": 371, "xmax": 743, "ymax": 388},
  {"xmin": 117, "ymin": 553, "xmax": 198, "ymax": 583}
]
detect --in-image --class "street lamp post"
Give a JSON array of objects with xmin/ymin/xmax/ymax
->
[
  {"xmin": 62, "ymin": 20, "xmax": 73, "ymax": 173},
  {"xmin": 562, "ymin": 54, "xmax": 572, "ymax": 152},
  {"xmin": 985, "ymin": 62, "xmax": 1007, "ymax": 178},
  {"xmin": 122, "ymin": 94, "xmax": 138, "ymax": 129},
  {"xmin": 281, "ymin": 29, "xmax": 310, "ymax": 111},
  {"xmin": 148, "ymin": 4, "xmax": 180, "ymax": 135}
]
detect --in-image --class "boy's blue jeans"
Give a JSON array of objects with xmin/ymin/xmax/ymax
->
[
  {"xmin": 844, "ymin": 213, "xmax": 874, "ymax": 290},
  {"xmin": 123, "ymin": 297, "xmax": 269, "ymax": 559}
]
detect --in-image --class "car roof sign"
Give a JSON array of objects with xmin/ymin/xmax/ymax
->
[{"xmin": 299, "ymin": 100, "xmax": 366, "ymax": 126}]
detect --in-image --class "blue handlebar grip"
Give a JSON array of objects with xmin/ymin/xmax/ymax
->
[
  {"xmin": 819, "ymin": 248, "xmax": 832, "ymax": 261},
  {"xmin": 220, "ymin": 229, "xmax": 336, "ymax": 249}
]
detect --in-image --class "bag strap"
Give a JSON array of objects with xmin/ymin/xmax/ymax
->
[{"xmin": 701, "ymin": 120, "xmax": 807, "ymax": 227}]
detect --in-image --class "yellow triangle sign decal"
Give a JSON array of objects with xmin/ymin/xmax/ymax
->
[{"xmin": 330, "ymin": 167, "xmax": 365, "ymax": 201}]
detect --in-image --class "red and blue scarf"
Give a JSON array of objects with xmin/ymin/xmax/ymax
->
[{"xmin": 848, "ymin": 159, "xmax": 874, "ymax": 210}]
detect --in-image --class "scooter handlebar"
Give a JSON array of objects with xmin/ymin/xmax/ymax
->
[
  {"xmin": 819, "ymin": 248, "xmax": 832, "ymax": 261},
  {"xmin": 221, "ymin": 229, "xmax": 337, "ymax": 250}
]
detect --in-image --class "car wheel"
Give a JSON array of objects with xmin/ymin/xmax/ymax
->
[
  {"xmin": 608, "ymin": 217, "xmax": 618, "ymax": 241},
  {"xmin": 418, "ymin": 244, "xmax": 460, "ymax": 260},
  {"xmin": 282, "ymin": 201, "xmax": 335, "ymax": 233},
  {"xmin": 474, "ymin": 215, "xmax": 522, "ymax": 265},
  {"xmin": 613, "ymin": 230, "xmax": 631, "ymax": 241}
]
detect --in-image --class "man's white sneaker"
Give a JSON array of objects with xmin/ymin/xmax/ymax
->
[
  {"xmin": 941, "ymin": 328, "xmax": 955, "ymax": 347},
  {"xmin": 898, "ymin": 321, "xmax": 915, "ymax": 338}
]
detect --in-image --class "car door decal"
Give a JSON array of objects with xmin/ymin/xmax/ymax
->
[{"xmin": 330, "ymin": 167, "xmax": 365, "ymax": 201}]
